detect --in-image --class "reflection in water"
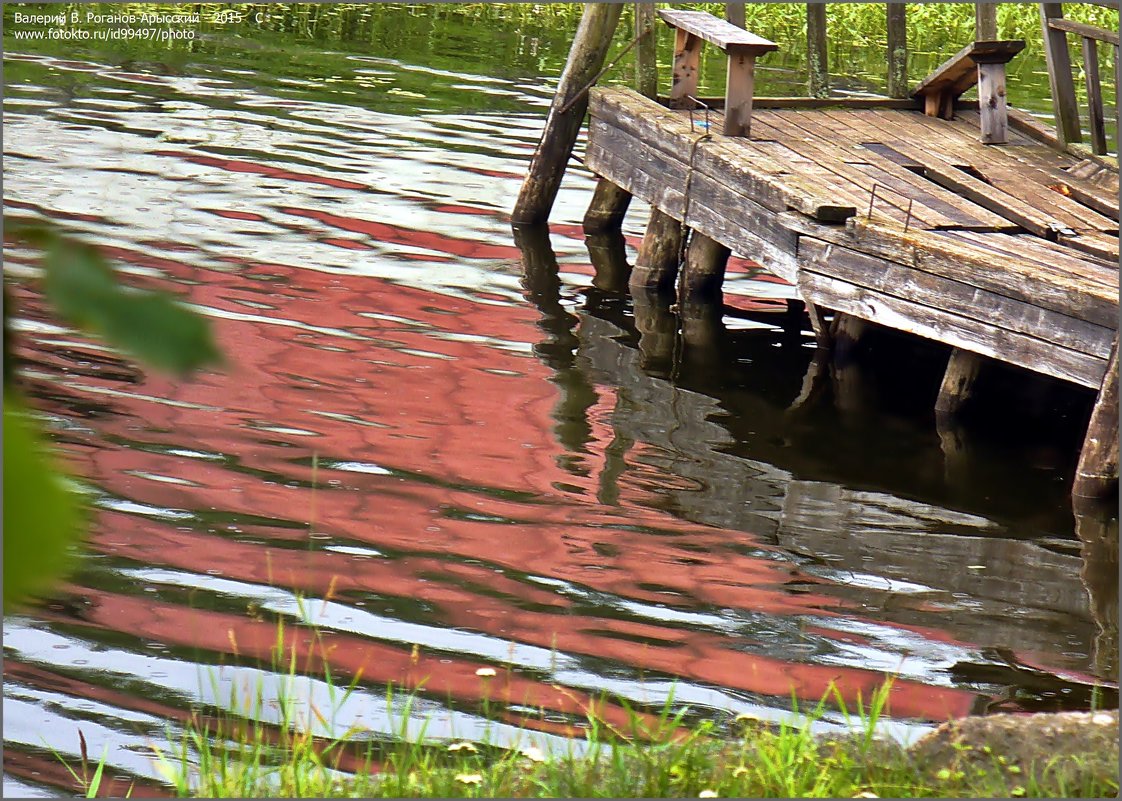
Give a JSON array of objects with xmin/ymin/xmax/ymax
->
[{"xmin": 2, "ymin": 17, "xmax": 1117, "ymax": 796}]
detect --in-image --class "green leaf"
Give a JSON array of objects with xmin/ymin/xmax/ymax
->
[
  {"xmin": 40, "ymin": 234, "xmax": 222, "ymax": 376},
  {"xmin": 3, "ymin": 396, "xmax": 85, "ymax": 610}
]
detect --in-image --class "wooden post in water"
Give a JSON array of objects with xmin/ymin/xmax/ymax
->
[
  {"xmin": 806, "ymin": 3, "xmax": 829, "ymax": 98},
  {"xmin": 583, "ymin": 180, "xmax": 632, "ymax": 234},
  {"xmin": 1074, "ymin": 338, "xmax": 1119, "ymax": 501},
  {"xmin": 935, "ymin": 348, "xmax": 983, "ymax": 419},
  {"xmin": 680, "ymin": 234, "xmax": 731, "ymax": 302},
  {"xmin": 635, "ymin": 2, "xmax": 658, "ymax": 99},
  {"xmin": 512, "ymin": 3, "xmax": 623, "ymax": 226},
  {"xmin": 886, "ymin": 3, "xmax": 908, "ymax": 98},
  {"xmin": 631, "ymin": 208, "xmax": 685, "ymax": 294},
  {"xmin": 1039, "ymin": 3, "xmax": 1083, "ymax": 145}
]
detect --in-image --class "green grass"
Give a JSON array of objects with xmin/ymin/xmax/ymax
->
[{"xmin": 104, "ymin": 612, "xmax": 1117, "ymax": 799}]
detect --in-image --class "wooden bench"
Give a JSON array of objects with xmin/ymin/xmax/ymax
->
[
  {"xmin": 912, "ymin": 40, "xmax": 1025, "ymax": 144},
  {"xmin": 658, "ymin": 9, "xmax": 778, "ymax": 137}
]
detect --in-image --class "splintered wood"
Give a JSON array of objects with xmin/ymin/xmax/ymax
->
[{"xmin": 584, "ymin": 87, "xmax": 1119, "ymax": 392}]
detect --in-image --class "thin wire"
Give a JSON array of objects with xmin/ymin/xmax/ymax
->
[{"xmin": 556, "ymin": 29, "xmax": 648, "ymax": 116}]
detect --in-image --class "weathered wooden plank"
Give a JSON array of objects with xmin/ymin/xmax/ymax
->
[
  {"xmin": 947, "ymin": 231, "xmax": 1118, "ymax": 290},
  {"xmin": 783, "ymin": 109, "xmax": 1017, "ymax": 229},
  {"xmin": 589, "ymin": 88, "xmax": 856, "ymax": 220},
  {"xmin": 1040, "ymin": 3, "xmax": 1084, "ymax": 145},
  {"xmin": 1059, "ymin": 230, "xmax": 1121, "ymax": 263},
  {"xmin": 797, "ymin": 269, "xmax": 1108, "ymax": 388},
  {"xmin": 584, "ymin": 136, "xmax": 801, "ymax": 279},
  {"xmin": 779, "ymin": 215, "xmax": 1119, "ymax": 327},
  {"xmin": 798, "ymin": 236, "xmax": 1115, "ymax": 357},
  {"xmin": 1006, "ymin": 108, "xmax": 1117, "ymax": 170},
  {"xmin": 674, "ymin": 96, "xmax": 924, "ymax": 109},
  {"xmin": 658, "ymin": 9, "xmax": 778, "ymax": 53},
  {"xmin": 1049, "ymin": 17, "xmax": 1120, "ymax": 47}
]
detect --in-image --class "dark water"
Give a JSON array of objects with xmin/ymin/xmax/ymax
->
[{"xmin": 3, "ymin": 4, "xmax": 1118, "ymax": 796}]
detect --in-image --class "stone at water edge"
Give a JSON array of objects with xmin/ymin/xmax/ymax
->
[{"xmin": 909, "ymin": 709, "xmax": 1119, "ymax": 789}]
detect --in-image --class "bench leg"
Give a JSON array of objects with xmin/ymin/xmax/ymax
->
[
  {"xmin": 724, "ymin": 52, "xmax": 758, "ymax": 136},
  {"xmin": 977, "ymin": 61, "xmax": 1008, "ymax": 144},
  {"xmin": 668, "ymin": 29, "xmax": 702, "ymax": 109}
]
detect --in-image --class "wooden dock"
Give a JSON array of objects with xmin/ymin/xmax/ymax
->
[{"xmin": 515, "ymin": 3, "xmax": 1120, "ymax": 502}]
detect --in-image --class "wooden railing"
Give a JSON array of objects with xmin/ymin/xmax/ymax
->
[{"xmin": 1040, "ymin": 3, "xmax": 1119, "ymax": 154}]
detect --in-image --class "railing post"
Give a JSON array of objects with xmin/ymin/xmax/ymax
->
[
  {"xmin": 725, "ymin": 2, "xmax": 746, "ymax": 29},
  {"xmin": 1039, "ymin": 2, "xmax": 1084, "ymax": 145},
  {"xmin": 807, "ymin": 3, "xmax": 829, "ymax": 98},
  {"xmin": 975, "ymin": 2, "xmax": 997, "ymax": 40},
  {"xmin": 886, "ymin": 3, "xmax": 908, "ymax": 98},
  {"xmin": 1083, "ymin": 36, "xmax": 1108, "ymax": 154}
]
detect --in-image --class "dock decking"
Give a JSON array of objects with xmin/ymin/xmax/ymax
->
[{"xmin": 585, "ymin": 87, "xmax": 1119, "ymax": 391}]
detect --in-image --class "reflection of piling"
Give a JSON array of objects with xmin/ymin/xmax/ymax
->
[
  {"xmin": 631, "ymin": 289, "xmax": 678, "ymax": 376},
  {"xmin": 585, "ymin": 231, "xmax": 631, "ymax": 293},
  {"xmin": 1073, "ymin": 503, "xmax": 1119, "ymax": 679}
]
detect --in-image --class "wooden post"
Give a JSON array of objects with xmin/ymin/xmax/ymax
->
[
  {"xmin": 1083, "ymin": 37, "xmax": 1108, "ymax": 155},
  {"xmin": 935, "ymin": 348, "xmax": 983, "ymax": 418},
  {"xmin": 630, "ymin": 208, "xmax": 684, "ymax": 294},
  {"xmin": 725, "ymin": 2, "xmax": 746, "ymax": 28},
  {"xmin": 1039, "ymin": 3, "xmax": 1083, "ymax": 146},
  {"xmin": 976, "ymin": 58, "xmax": 1009, "ymax": 144},
  {"xmin": 886, "ymin": 3, "xmax": 908, "ymax": 99},
  {"xmin": 830, "ymin": 312, "xmax": 867, "ymax": 366},
  {"xmin": 512, "ymin": 3, "xmax": 623, "ymax": 225},
  {"xmin": 725, "ymin": 49, "xmax": 760, "ymax": 136},
  {"xmin": 975, "ymin": 2, "xmax": 997, "ymax": 40},
  {"xmin": 806, "ymin": 3, "xmax": 829, "ymax": 98},
  {"xmin": 635, "ymin": 2, "xmax": 658, "ymax": 100},
  {"xmin": 668, "ymin": 26, "xmax": 704, "ymax": 109},
  {"xmin": 680, "ymin": 233, "xmax": 730, "ymax": 302},
  {"xmin": 1073, "ymin": 338, "xmax": 1119, "ymax": 501},
  {"xmin": 583, "ymin": 179, "xmax": 632, "ymax": 234}
]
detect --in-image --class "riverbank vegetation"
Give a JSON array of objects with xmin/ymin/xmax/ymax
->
[{"xmin": 100, "ymin": 621, "xmax": 1116, "ymax": 798}]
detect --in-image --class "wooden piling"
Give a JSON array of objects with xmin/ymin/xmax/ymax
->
[
  {"xmin": 1039, "ymin": 3, "xmax": 1084, "ymax": 145},
  {"xmin": 1074, "ymin": 338, "xmax": 1119, "ymax": 501},
  {"xmin": 886, "ymin": 3, "xmax": 908, "ymax": 99},
  {"xmin": 806, "ymin": 3, "xmax": 829, "ymax": 99},
  {"xmin": 680, "ymin": 233, "xmax": 731, "ymax": 302},
  {"xmin": 583, "ymin": 179, "xmax": 632, "ymax": 233},
  {"xmin": 512, "ymin": 3, "xmax": 623, "ymax": 226},
  {"xmin": 630, "ymin": 208, "xmax": 684, "ymax": 294},
  {"xmin": 935, "ymin": 348, "xmax": 983, "ymax": 419},
  {"xmin": 830, "ymin": 312, "xmax": 867, "ymax": 365}
]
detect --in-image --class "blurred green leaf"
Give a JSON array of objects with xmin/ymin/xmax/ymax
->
[
  {"xmin": 3, "ymin": 395, "xmax": 85, "ymax": 611},
  {"xmin": 41, "ymin": 235, "xmax": 222, "ymax": 376}
]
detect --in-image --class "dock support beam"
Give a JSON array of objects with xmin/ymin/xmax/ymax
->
[
  {"xmin": 935, "ymin": 348, "xmax": 983, "ymax": 420},
  {"xmin": 681, "ymin": 233, "xmax": 731, "ymax": 302},
  {"xmin": 512, "ymin": 3, "xmax": 622, "ymax": 225},
  {"xmin": 583, "ymin": 179, "xmax": 632, "ymax": 234},
  {"xmin": 1074, "ymin": 339, "xmax": 1119, "ymax": 501},
  {"xmin": 630, "ymin": 208, "xmax": 684, "ymax": 294}
]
